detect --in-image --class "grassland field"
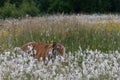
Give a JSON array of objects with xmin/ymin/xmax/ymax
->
[
  {"xmin": 0, "ymin": 14, "xmax": 120, "ymax": 80},
  {"xmin": 0, "ymin": 14, "xmax": 120, "ymax": 52}
]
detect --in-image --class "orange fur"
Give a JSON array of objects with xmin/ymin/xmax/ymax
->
[{"xmin": 22, "ymin": 42, "xmax": 65, "ymax": 61}]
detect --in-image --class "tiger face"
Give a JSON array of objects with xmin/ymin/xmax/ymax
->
[
  {"xmin": 21, "ymin": 42, "xmax": 65, "ymax": 61},
  {"xmin": 47, "ymin": 42, "xmax": 65, "ymax": 60}
]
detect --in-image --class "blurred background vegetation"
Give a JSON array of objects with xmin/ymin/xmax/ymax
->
[
  {"xmin": 1, "ymin": 15, "xmax": 120, "ymax": 52},
  {"xmin": 0, "ymin": 0, "xmax": 120, "ymax": 18},
  {"xmin": 0, "ymin": 0, "xmax": 120, "ymax": 53}
]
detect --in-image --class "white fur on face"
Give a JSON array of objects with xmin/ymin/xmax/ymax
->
[
  {"xmin": 48, "ymin": 49, "xmax": 53, "ymax": 55},
  {"xmin": 27, "ymin": 45, "xmax": 33, "ymax": 51}
]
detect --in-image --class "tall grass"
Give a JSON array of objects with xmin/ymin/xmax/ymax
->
[{"xmin": 0, "ymin": 14, "xmax": 120, "ymax": 52}]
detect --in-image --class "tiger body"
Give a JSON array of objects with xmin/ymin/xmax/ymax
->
[{"xmin": 22, "ymin": 42, "xmax": 65, "ymax": 61}]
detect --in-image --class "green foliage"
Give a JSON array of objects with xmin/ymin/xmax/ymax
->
[
  {"xmin": 49, "ymin": 0, "xmax": 73, "ymax": 13},
  {"xmin": 0, "ymin": 2, "xmax": 20, "ymax": 18},
  {"xmin": 1, "ymin": 0, "xmax": 120, "ymax": 18},
  {"xmin": 34, "ymin": 0, "xmax": 50, "ymax": 13},
  {"xmin": 96, "ymin": 0, "xmax": 111, "ymax": 13},
  {"xmin": 20, "ymin": 1, "xmax": 39, "ymax": 16},
  {"xmin": 0, "ymin": 0, "xmax": 7, "ymax": 7},
  {"xmin": 0, "ymin": 1, "xmax": 39, "ymax": 18},
  {"xmin": 9, "ymin": 0, "xmax": 23, "ymax": 7}
]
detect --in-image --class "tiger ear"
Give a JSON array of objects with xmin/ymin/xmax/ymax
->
[{"xmin": 52, "ymin": 42, "xmax": 57, "ymax": 48}]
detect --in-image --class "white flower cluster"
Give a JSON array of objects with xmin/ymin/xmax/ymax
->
[{"xmin": 0, "ymin": 48, "xmax": 120, "ymax": 80}]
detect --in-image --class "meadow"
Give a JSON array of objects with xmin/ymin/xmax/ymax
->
[
  {"xmin": 0, "ymin": 14, "xmax": 120, "ymax": 79},
  {"xmin": 0, "ymin": 14, "xmax": 120, "ymax": 52}
]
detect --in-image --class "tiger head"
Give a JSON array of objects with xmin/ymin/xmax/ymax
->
[{"xmin": 47, "ymin": 42, "xmax": 65, "ymax": 60}]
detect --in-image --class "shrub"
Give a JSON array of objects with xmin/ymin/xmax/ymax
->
[
  {"xmin": 20, "ymin": 1, "xmax": 39, "ymax": 17},
  {"xmin": 0, "ymin": 2, "xmax": 20, "ymax": 18},
  {"xmin": 0, "ymin": 1, "xmax": 39, "ymax": 18}
]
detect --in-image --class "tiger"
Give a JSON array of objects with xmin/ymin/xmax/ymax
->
[{"xmin": 21, "ymin": 42, "xmax": 65, "ymax": 61}]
